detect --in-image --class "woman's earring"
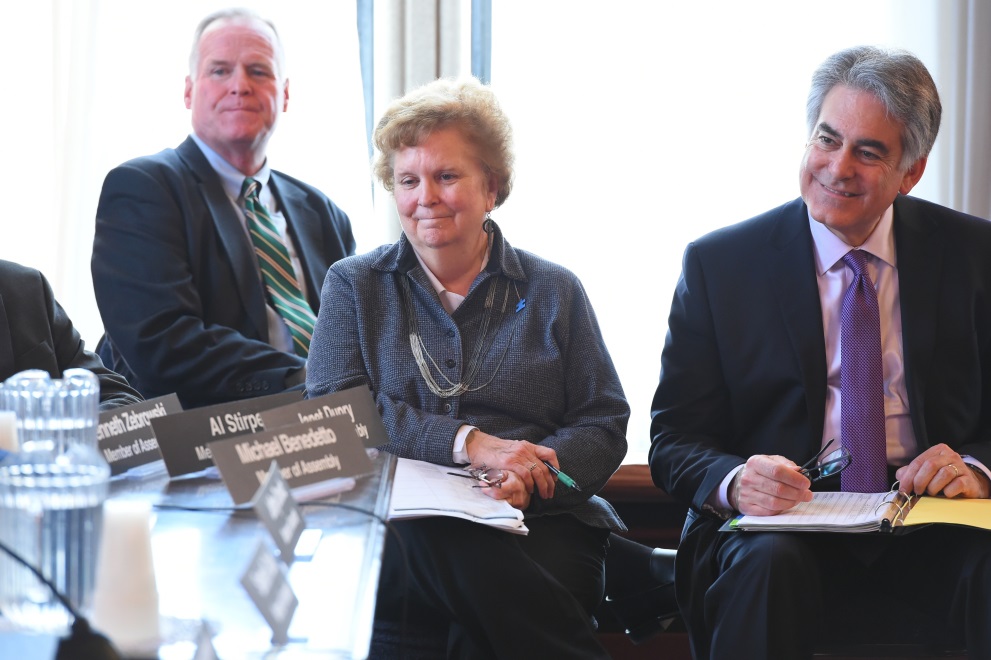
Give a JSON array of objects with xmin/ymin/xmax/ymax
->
[{"xmin": 482, "ymin": 212, "xmax": 494, "ymax": 234}]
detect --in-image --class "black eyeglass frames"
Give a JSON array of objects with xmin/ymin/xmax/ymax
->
[{"xmin": 798, "ymin": 438, "xmax": 852, "ymax": 483}]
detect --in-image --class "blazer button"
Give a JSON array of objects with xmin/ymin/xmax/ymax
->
[
  {"xmin": 443, "ymin": 403, "xmax": 452, "ymax": 413},
  {"xmin": 446, "ymin": 358, "xmax": 456, "ymax": 368},
  {"xmin": 446, "ymin": 329, "xmax": 455, "ymax": 337}
]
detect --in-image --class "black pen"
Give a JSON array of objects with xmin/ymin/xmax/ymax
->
[{"xmin": 542, "ymin": 460, "xmax": 581, "ymax": 491}]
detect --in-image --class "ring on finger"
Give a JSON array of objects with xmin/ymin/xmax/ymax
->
[
  {"xmin": 527, "ymin": 462, "xmax": 537, "ymax": 472},
  {"xmin": 946, "ymin": 464, "xmax": 960, "ymax": 478}
]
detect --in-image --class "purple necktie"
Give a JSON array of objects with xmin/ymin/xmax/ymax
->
[{"xmin": 840, "ymin": 250, "xmax": 888, "ymax": 493}]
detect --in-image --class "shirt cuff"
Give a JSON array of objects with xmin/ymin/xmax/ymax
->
[
  {"xmin": 962, "ymin": 455, "xmax": 991, "ymax": 485},
  {"xmin": 452, "ymin": 425, "xmax": 477, "ymax": 464},
  {"xmin": 712, "ymin": 464, "xmax": 745, "ymax": 512}
]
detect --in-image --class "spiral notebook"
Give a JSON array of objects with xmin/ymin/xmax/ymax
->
[{"xmin": 724, "ymin": 487, "xmax": 991, "ymax": 534}]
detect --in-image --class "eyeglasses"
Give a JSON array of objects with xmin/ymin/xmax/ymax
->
[
  {"xmin": 798, "ymin": 438, "xmax": 852, "ymax": 483},
  {"xmin": 447, "ymin": 464, "xmax": 507, "ymax": 489}
]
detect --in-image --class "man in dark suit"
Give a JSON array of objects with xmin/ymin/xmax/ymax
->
[
  {"xmin": 92, "ymin": 8, "xmax": 355, "ymax": 409},
  {"xmin": 650, "ymin": 46, "xmax": 991, "ymax": 659},
  {"xmin": 0, "ymin": 260, "xmax": 140, "ymax": 410}
]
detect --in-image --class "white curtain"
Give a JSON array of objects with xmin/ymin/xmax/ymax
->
[
  {"xmin": 932, "ymin": 0, "xmax": 991, "ymax": 218},
  {"xmin": 2, "ymin": 0, "xmax": 372, "ymax": 347},
  {"xmin": 371, "ymin": 0, "xmax": 472, "ymax": 238}
]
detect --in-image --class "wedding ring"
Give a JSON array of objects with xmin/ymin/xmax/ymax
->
[
  {"xmin": 527, "ymin": 462, "xmax": 537, "ymax": 472},
  {"xmin": 947, "ymin": 464, "xmax": 960, "ymax": 477}
]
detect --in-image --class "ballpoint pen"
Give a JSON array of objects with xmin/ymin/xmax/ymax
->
[{"xmin": 542, "ymin": 460, "xmax": 581, "ymax": 491}]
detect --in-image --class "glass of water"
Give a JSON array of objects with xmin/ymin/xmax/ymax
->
[{"xmin": 0, "ymin": 369, "xmax": 110, "ymax": 633}]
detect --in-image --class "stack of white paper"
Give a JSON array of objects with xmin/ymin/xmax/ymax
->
[{"xmin": 388, "ymin": 458, "xmax": 528, "ymax": 535}]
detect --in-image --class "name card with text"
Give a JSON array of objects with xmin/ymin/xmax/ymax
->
[
  {"xmin": 260, "ymin": 386, "xmax": 388, "ymax": 449},
  {"xmin": 240, "ymin": 540, "xmax": 297, "ymax": 645},
  {"xmin": 209, "ymin": 414, "xmax": 374, "ymax": 505},
  {"xmin": 252, "ymin": 462, "xmax": 308, "ymax": 564},
  {"xmin": 151, "ymin": 391, "xmax": 301, "ymax": 477},
  {"xmin": 97, "ymin": 394, "xmax": 182, "ymax": 476}
]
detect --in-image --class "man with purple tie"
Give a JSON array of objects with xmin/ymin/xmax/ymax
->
[{"xmin": 650, "ymin": 46, "xmax": 991, "ymax": 659}]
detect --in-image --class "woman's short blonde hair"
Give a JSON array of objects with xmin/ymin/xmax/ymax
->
[{"xmin": 373, "ymin": 77, "xmax": 514, "ymax": 208}]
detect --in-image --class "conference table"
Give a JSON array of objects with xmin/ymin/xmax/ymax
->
[{"xmin": 1, "ymin": 450, "xmax": 395, "ymax": 659}]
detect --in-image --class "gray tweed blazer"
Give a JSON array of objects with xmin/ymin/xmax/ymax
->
[{"xmin": 307, "ymin": 224, "xmax": 629, "ymax": 531}]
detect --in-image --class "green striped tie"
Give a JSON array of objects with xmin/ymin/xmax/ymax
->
[{"xmin": 241, "ymin": 177, "xmax": 316, "ymax": 357}]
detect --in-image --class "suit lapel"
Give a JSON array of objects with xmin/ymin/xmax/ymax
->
[
  {"xmin": 892, "ymin": 196, "xmax": 941, "ymax": 448},
  {"xmin": 767, "ymin": 200, "xmax": 828, "ymax": 452},
  {"xmin": 0, "ymin": 295, "xmax": 14, "ymax": 379},
  {"xmin": 270, "ymin": 174, "xmax": 324, "ymax": 312},
  {"xmin": 175, "ymin": 138, "xmax": 269, "ymax": 341}
]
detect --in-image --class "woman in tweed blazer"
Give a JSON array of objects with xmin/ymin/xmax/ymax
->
[{"xmin": 307, "ymin": 78, "xmax": 629, "ymax": 659}]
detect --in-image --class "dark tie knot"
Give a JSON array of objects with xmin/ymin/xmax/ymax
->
[
  {"xmin": 842, "ymin": 250, "xmax": 870, "ymax": 277},
  {"xmin": 241, "ymin": 177, "xmax": 261, "ymax": 201}
]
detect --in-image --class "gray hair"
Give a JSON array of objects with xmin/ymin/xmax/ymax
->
[
  {"xmin": 188, "ymin": 8, "xmax": 285, "ymax": 78},
  {"xmin": 806, "ymin": 46, "xmax": 941, "ymax": 168}
]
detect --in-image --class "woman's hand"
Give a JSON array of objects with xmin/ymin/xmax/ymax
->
[
  {"xmin": 466, "ymin": 430, "xmax": 558, "ymax": 500},
  {"xmin": 477, "ymin": 470, "xmax": 532, "ymax": 510}
]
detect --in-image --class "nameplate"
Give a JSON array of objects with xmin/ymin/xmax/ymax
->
[
  {"xmin": 194, "ymin": 620, "xmax": 219, "ymax": 660},
  {"xmin": 152, "ymin": 391, "xmax": 301, "ymax": 477},
  {"xmin": 240, "ymin": 540, "xmax": 298, "ymax": 646},
  {"xmin": 97, "ymin": 394, "xmax": 182, "ymax": 476},
  {"xmin": 260, "ymin": 386, "xmax": 387, "ymax": 449},
  {"xmin": 252, "ymin": 462, "xmax": 307, "ymax": 564},
  {"xmin": 209, "ymin": 415, "xmax": 374, "ymax": 505}
]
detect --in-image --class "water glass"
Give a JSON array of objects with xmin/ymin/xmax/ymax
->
[{"xmin": 0, "ymin": 369, "xmax": 110, "ymax": 632}]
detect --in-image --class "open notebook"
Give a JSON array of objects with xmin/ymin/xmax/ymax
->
[
  {"xmin": 724, "ymin": 487, "xmax": 991, "ymax": 534},
  {"xmin": 389, "ymin": 457, "xmax": 528, "ymax": 535}
]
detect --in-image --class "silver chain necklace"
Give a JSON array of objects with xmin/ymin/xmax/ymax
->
[{"xmin": 400, "ymin": 272, "xmax": 521, "ymax": 398}]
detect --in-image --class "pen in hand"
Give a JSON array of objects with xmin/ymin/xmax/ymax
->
[{"xmin": 542, "ymin": 460, "xmax": 581, "ymax": 491}]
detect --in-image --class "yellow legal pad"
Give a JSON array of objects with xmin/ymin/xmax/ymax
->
[{"xmin": 905, "ymin": 496, "xmax": 991, "ymax": 531}]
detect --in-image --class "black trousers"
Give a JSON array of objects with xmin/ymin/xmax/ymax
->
[
  {"xmin": 375, "ymin": 514, "xmax": 611, "ymax": 659},
  {"xmin": 682, "ymin": 522, "xmax": 991, "ymax": 660}
]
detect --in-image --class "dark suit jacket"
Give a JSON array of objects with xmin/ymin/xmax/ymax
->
[
  {"xmin": 0, "ymin": 260, "xmax": 141, "ymax": 410},
  {"xmin": 92, "ymin": 137, "xmax": 355, "ymax": 409},
  {"xmin": 650, "ymin": 194, "xmax": 991, "ymax": 519}
]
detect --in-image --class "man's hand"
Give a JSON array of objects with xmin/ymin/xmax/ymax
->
[
  {"xmin": 729, "ymin": 454, "xmax": 813, "ymax": 515},
  {"xmin": 895, "ymin": 443, "xmax": 991, "ymax": 499}
]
